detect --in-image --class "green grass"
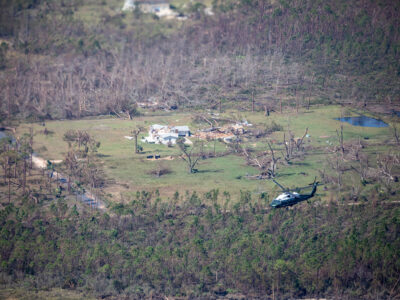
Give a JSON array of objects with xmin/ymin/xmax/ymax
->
[{"xmin": 16, "ymin": 105, "xmax": 397, "ymax": 203}]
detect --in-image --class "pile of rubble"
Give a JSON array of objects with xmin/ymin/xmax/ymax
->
[{"xmin": 194, "ymin": 120, "xmax": 252, "ymax": 143}]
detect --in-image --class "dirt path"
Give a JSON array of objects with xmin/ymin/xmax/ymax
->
[{"xmin": 32, "ymin": 154, "xmax": 107, "ymax": 211}]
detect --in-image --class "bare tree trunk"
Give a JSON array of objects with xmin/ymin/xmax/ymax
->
[
  {"xmin": 7, "ymin": 161, "xmax": 11, "ymax": 203},
  {"xmin": 307, "ymin": 74, "xmax": 314, "ymax": 110},
  {"xmin": 23, "ymin": 159, "xmax": 26, "ymax": 195},
  {"xmin": 134, "ymin": 134, "xmax": 138, "ymax": 154},
  {"xmin": 336, "ymin": 157, "xmax": 342, "ymax": 195},
  {"xmin": 214, "ymin": 139, "xmax": 216, "ymax": 157},
  {"xmin": 392, "ymin": 125, "xmax": 399, "ymax": 144},
  {"xmin": 132, "ymin": 127, "xmax": 143, "ymax": 154},
  {"xmin": 251, "ymin": 90, "xmax": 255, "ymax": 112},
  {"xmin": 283, "ymin": 132, "xmax": 292, "ymax": 163},
  {"xmin": 296, "ymin": 127, "xmax": 309, "ymax": 151},
  {"xmin": 29, "ymin": 127, "xmax": 33, "ymax": 172},
  {"xmin": 7, "ymin": 80, "xmax": 11, "ymax": 126},
  {"xmin": 337, "ymin": 125, "xmax": 344, "ymax": 155},
  {"xmin": 67, "ymin": 174, "xmax": 71, "ymax": 192},
  {"xmin": 14, "ymin": 158, "xmax": 17, "ymax": 178},
  {"xmin": 267, "ymin": 142, "xmax": 279, "ymax": 177}
]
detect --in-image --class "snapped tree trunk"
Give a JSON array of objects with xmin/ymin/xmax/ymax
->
[
  {"xmin": 134, "ymin": 134, "xmax": 138, "ymax": 153},
  {"xmin": 8, "ymin": 163, "xmax": 11, "ymax": 203},
  {"xmin": 23, "ymin": 159, "xmax": 26, "ymax": 195},
  {"xmin": 251, "ymin": 91, "xmax": 255, "ymax": 112},
  {"xmin": 131, "ymin": 127, "xmax": 143, "ymax": 154}
]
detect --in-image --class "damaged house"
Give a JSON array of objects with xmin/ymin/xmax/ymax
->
[{"xmin": 143, "ymin": 124, "xmax": 190, "ymax": 145}]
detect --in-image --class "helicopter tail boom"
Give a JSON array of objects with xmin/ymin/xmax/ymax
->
[{"xmin": 310, "ymin": 181, "xmax": 319, "ymax": 197}]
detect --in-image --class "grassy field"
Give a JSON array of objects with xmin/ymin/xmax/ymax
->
[{"xmin": 16, "ymin": 105, "xmax": 397, "ymax": 204}]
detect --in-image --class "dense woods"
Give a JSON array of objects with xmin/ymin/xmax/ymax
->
[
  {"xmin": 1, "ymin": 0, "xmax": 400, "ymax": 298},
  {"xmin": 0, "ymin": 194, "xmax": 399, "ymax": 299},
  {"xmin": 0, "ymin": 0, "xmax": 399, "ymax": 121}
]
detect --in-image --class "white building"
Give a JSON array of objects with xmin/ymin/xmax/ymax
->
[
  {"xmin": 158, "ymin": 133, "xmax": 179, "ymax": 145},
  {"xmin": 172, "ymin": 125, "xmax": 190, "ymax": 137},
  {"xmin": 123, "ymin": 0, "xmax": 178, "ymax": 18},
  {"xmin": 143, "ymin": 124, "xmax": 190, "ymax": 145},
  {"xmin": 122, "ymin": 0, "xmax": 135, "ymax": 11}
]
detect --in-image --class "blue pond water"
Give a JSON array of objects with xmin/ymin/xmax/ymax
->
[
  {"xmin": 0, "ymin": 131, "xmax": 16, "ymax": 143},
  {"xmin": 335, "ymin": 116, "xmax": 388, "ymax": 128},
  {"xmin": 0, "ymin": 131, "xmax": 8, "ymax": 139}
]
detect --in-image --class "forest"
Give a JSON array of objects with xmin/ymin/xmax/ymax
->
[
  {"xmin": 0, "ymin": 0, "xmax": 400, "ymax": 299},
  {"xmin": 0, "ymin": 191, "xmax": 399, "ymax": 299},
  {"xmin": 0, "ymin": 0, "xmax": 399, "ymax": 121}
]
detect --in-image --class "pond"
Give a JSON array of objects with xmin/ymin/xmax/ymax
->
[
  {"xmin": 335, "ymin": 116, "xmax": 388, "ymax": 128},
  {"xmin": 0, "ymin": 131, "xmax": 16, "ymax": 143},
  {"xmin": 0, "ymin": 131, "xmax": 8, "ymax": 140}
]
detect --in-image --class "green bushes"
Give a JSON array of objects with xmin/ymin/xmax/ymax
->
[{"xmin": 0, "ymin": 194, "xmax": 399, "ymax": 298}]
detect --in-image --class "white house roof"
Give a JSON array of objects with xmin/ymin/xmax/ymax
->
[
  {"xmin": 151, "ymin": 124, "xmax": 167, "ymax": 130},
  {"xmin": 172, "ymin": 126, "xmax": 190, "ymax": 132}
]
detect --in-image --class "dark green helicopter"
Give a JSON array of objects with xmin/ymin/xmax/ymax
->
[{"xmin": 269, "ymin": 178, "xmax": 320, "ymax": 208}]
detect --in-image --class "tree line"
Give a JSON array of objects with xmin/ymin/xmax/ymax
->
[
  {"xmin": 0, "ymin": 0, "xmax": 399, "ymax": 123},
  {"xmin": 0, "ymin": 190, "xmax": 399, "ymax": 298}
]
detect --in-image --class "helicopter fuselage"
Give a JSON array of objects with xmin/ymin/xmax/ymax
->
[{"xmin": 270, "ymin": 183, "xmax": 318, "ymax": 208}]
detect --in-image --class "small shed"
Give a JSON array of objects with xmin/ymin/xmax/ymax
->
[{"xmin": 172, "ymin": 125, "xmax": 190, "ymax": 137}]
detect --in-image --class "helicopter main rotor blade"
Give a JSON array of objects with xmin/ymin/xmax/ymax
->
[
  {"xmin": 272, "ymin": 179, "xmax": 287, "ymax": 191},
  {"xmin": 286, "ymin": 180, "xmax": 323, "ymax": 192},
  {"xmin": 288, "ymin": 184, "xmax": 319, "ymax": 191}
]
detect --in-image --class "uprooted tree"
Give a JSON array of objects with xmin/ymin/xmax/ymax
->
[{"xmin": 242, "ymin": 141, "xmax": 280, "ymax": 178}]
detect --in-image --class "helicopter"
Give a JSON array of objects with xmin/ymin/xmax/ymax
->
[{"xmin": 269, "ymin": 178, "xmax": 320, "ymax": 208}]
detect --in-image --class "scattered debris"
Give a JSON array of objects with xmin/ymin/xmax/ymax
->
[
  {"xmin": 146, "ymin": 155, "xmax": 174, "ymax": 161},
  {"xmin": 245, "ymin": 173, "xmax": 271, "ymax": 180},
  {"xmin": 194, "ymin": 120, "xmax": 252, "ymax": 141}
]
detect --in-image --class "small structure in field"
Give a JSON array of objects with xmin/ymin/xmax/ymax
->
[
  {"xmin": 139, "ymin": 0, "xmax": 171, "ymax": 16},
  {"xmin": 143, "ymin": 124, "xmax": 190, "ymax": 145},
  {"xmin": 122, "ymin": 0, "xmax": 178, "ymax": 18},
  {"xmin": 122, "ymin": 0, "xmax": 135, "ymax": 11}
]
